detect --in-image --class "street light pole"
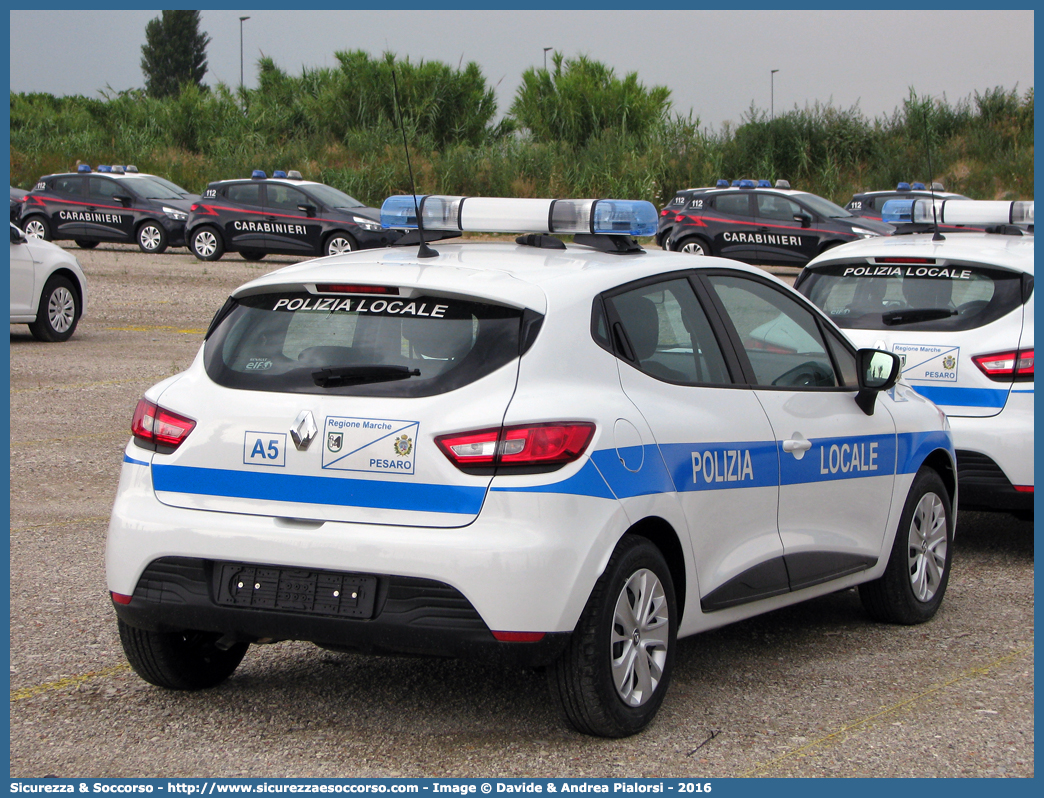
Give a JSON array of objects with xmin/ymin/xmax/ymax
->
[
  {"xmin": 543, "ymin": 47, "xmax": 552, "ymax": 70},
  {"xmin": 770, "ymin": 69, "xmax": 779, "ymax": 120},
  {"xmin": 239, "ymin": 16, "xmax": 251, "ymax": 93}
]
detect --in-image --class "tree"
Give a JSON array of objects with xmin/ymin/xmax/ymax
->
[
  {"xmin": 510, "ymin": 52, "xmax": 671, "ymax": 149},
  {"xmin": 141, "ymin": 10, "xmax": 211, "ymax": 99}
]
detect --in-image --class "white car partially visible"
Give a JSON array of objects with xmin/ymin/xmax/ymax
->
[{"xmin": 10, "ymin": 222, "xmax": 88, "ymax": 342}]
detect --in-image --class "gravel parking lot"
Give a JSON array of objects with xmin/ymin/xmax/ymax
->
[{"xmin": 9, "ymin": 242, "xmax": 1034, "ymax": 778}]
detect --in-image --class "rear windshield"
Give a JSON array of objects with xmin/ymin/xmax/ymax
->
[
  {"xmin": 799, "ymin": 262, "xmax": 1026, "ymax": 332},
  {"xmin": 204, "ymin": 292, "xmax": 527, "ymax": 397}
]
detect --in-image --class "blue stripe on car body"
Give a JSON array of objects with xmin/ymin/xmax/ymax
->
[{"xmin": 909, "ymin": 385, "xmax": 1009, "ymax": 408}]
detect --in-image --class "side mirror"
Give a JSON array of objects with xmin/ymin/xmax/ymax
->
[
  {"xmin": 10, "ymin": 224, "xmax": 26, "ymax": 244},
  {"xmin": 855, "ymin": 348, "xmax": 901, "ymax": 415},
  {"xmin": 113, "ymin": 195, "xmax": 133, "ymax": 207},
  {"xmin": 297, "ymin": 204, "xmax": 317, "ymax": 218},
  {"xmin": 794, "ymin": 213, "xmax": 812, "ymax": 228}
]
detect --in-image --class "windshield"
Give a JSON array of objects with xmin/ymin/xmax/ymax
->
[
  {"xmin": 799, "ymin": 262, "xmax": 1026, "ymax": 332},
  {"xmin": 147, "ymin": 175, "xmax": 193, "ymax": 196},
  {"xmin": 795, "ymin": 193, "xmax": 853, "ymax": 219},
  {"xmin": 121, "ymin": 177, "xmax": 184, "ymax": 201},
  {"xmin": 204, "ymin": 291, "xmax": 527, "ymax": 397},
  {"xmin": 305, "ymin": 184, "xmax": 365, "ymax": 210}
]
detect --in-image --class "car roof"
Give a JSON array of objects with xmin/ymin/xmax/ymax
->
[
  {"xmin": 230, "ymin": 242, "xmax": 786, "ymax": 314},
  {"xmin": 806, "ymin": 231, "xmax": 1035, "ymax": 275},
  {"xmin": 677, "ymin": 186, "xmax": 806, "ymax": 198},
  {"xmin": 208, "ymin": 178, "xmax": 325, "ymax": 189},
  {"xmin": 851, "ymin": 190, "xmax": 968, "ymax": 200}
]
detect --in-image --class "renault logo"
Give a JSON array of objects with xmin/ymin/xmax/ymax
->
[{"xmin": 291, "ymin": 410, "xmax": 318, "ymax": 451}]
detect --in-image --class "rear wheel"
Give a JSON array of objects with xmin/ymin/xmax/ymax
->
[
  {"xmin": 859, "ymin": 468, "xmax": 952, "ymax": 624},
  {"xmin": 190, "ymin": 226, "xmax": 224, "ymax": 261},
  {"xmin": 22, "ymin": 215, "xmax": 51, "ymax": 241},
  {"xmin": 74, "ymin": 239, "xmax": 99, "ymax": 249},
  {"xmin": 324, "ymin": 232, "xmax": 356, "ymax": 256},
  {"xmin": 28, "ymin": 275, "xmax": 80, "ymax": 342},
  {"xmin": 677, "ymin": 237, "xmax": 710, "ymax": 256},
  {"xmin": 548, "ymin": 535, "xmax": 677, "ymax": 737},
  {"xmin": 137, "ymin": 221, "xmax": 168, "ymax": 254},
  {"xmin": 118, "ymin": 619, "xmax": 248, "ymax": 690}
]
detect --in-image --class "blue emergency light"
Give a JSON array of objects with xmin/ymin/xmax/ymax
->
[
  {"xmin": 896, "ymin": 182, "xmax": 912, "ymax": 191},
  {"xmin": 757, "ymin": 180, "xmax": 772, "ymax": 187},
  {"xmin": 737, "ymin": 179, "xmax": 756, "ymax": 189},
  {"xmin": 716, "ymin": 179, "xmax": 729, "ymax": 188},
  {"xmin": 77, "ymin": 164, "xmax": 91, "ymax": 173},
  {"xmin": 97, "ymin": 165, "xmax": 112, "ymax": 172},
  {"xmin": 911, "ymin": 182, "xmax": 926, "ymax": 190},
  {"xmin": 251, "ymin": 170, "xmax": 267, "ymax": 179},
  {"xmin": 272, "ymin": 171, "xmax": 287, "ymax": 179},
  {"xmin": 380, "ymin": 195, "xmax": 658, "ymax": 237}
]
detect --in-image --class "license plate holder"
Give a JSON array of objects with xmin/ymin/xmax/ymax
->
[{"xmin": 215, "ymin": 562, "xmax": 377, "ymax": 619}]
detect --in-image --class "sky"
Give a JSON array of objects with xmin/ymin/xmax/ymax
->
[{"xmin": 7, "ymin": 8, "xmax": 1035, "ymax": 131}]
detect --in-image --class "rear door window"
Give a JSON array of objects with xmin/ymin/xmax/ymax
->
[
  {"xmin": 799, "ymin": 262, "xmax": 1026, "ymax": 331},
  {"xmin": 204, "ymin": 291, "xmax": 528, "ymax": 397},
  {"xmin": 226, "ymin": 183, "xmax": 262, "ymax": 207}
]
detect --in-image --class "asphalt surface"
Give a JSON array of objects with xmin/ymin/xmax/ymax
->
[{"xmin": 8, "ymin": 242, "xmax": 1034, "ymax": 778}]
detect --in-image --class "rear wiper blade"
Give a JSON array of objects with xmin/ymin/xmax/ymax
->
[
  {"xmin": 312, "ymin": 365, "xmax": 420, "ymax": 387},
  {"xmin": 882, "ymin": 308, "xmax": 959, "ymax": 326}
]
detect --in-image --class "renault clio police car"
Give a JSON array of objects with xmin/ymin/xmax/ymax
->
[
  {"xmin": 184, "ymin": 171, "xmax": 402, "ymax": 262},
  {"xmin": 107, "ymin": 195, "xmax": 956, "ymax": 738},
  {"xmin": 20, "ymin": 165, "xmax": 195, "ymax": 253},
  {"xmin": 796, "ymin": 198, "xmax": 1033, "ymax": 516},
  {"xmin": 10, "ymin": 222, "xmax": 88, "ymax": 341},
  {"xmin": 660, "ymin": 179, "xmax": 894, "ymax": 266}
]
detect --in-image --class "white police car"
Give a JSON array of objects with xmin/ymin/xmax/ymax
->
[
  {"xmin": 107, "ymin": 195, "xmax": 956, "ymax": 737},
  {"xmin": 10, "ymin": 222, "xmax": 88, "ymax": 341},
  {"xmin": 796, "ymin": 199, "xmax": 1033, "ymax": 517}
]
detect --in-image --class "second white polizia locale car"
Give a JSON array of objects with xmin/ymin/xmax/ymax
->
[{"xmin": 107, "ymin": 196, "xmax": 956, "ymax": 737}]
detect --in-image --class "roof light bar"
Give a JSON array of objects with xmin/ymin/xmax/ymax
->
[
  {"xmin": 251, "ymin": 170, "xmax": 267, "ymax": 179},
  {"xmin": 881, "ymin": 199, "xmax": 1034, "ymax": 226},
  {"xmin": 97, "ymin": 165, "xmax": 112, "ymax": 173},
  {"xmin": 911, "ymin": 182, "xmax": 926, "ymax": 190},
  {"xmin": 774, "ymin": 179, "xmax": 791, "ymax": 189},
  {"xmin": 111, "ymin": 165, "xmax": 125, "ymax": 174},
  {"xmin": 272, "ymin": 170, "xmax": 287, "ymax": 179},
  {"xmin": 77, "ymin": 164, "xmax": 91, "ymax": 173},
  {"xmin": 737, "ymin": 179, "xmax": 756, "ymax": 189},
  {"xmin": 379, "ymin": 195, "xmax": 658, "ymax": 237},
  {"xmin": 716, "ymin": 179, "xmax": 730, "ymax": 188},
  {"xmin": 125, "ymin": 165, "xmax": 139, "ymax": 173},
  {"xmin": 757, "ymin": 179, "xmax": 772, "ymax": 187},
  {"xmin": 896, "ymin": 182, "xmax": 911, "ymax": 191},
  {"xmin": 287, "ymin": 170, "xmax": 303, "ymax": 180}
]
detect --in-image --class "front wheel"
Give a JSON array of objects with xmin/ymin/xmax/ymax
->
[
  {"xmin": 137, "ymin": 221, "xmax": 168, "ymax": 254},
  {"xmin": 29, "ymin": 275, "xmax": 80, "ymax": 342},
  {"xmin": 677, "ymin": 237, "xmax": 710, "ymax": 256},
  {"xmin": 324, "ymin": 232, "xmax": 356, "ymax": 256},
  {"xmin": 118, "ymin": 619, "xmax": 248, "ymax": 690},
  {"xmin": 548, "ymin": 535, "xmax": 677, "ymax": 737},
  {"xmin": 190, "ymin": 226, "xmax": 225, "ymax": 261},
  {"xmin": 22, "ymin": 215, "xmax": 51, "ymax": 241},
  {"xmin": 859, "ymin": 468, "xmax": 953, "ymax": 624}
]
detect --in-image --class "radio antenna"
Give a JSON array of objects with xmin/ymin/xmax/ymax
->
[
  {"xmin": 391, "ymin": 67, "xmax": 437, "ymax": 258},
  {"xmin": 923, "ymin": 101, "xmax": 944, "ymax": 241}
]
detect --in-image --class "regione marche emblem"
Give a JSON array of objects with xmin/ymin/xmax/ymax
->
[
  {"xmin": 327, "ymin": 432, "xmax": 343, "ymax": 453},
  {"xmin": 394, "ymin": 434, "xmax": 414, "ymax": 457}
]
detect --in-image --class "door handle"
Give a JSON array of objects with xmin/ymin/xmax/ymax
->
[{"xmin": 782, "ymin": 438, "xmax": 812, "ymax": 458}]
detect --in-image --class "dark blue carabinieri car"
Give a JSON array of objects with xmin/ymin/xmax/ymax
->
[
  {"xmin": 658, "ymin": 179, "xmax": 894, "ymax": 267},
  {"xmin": 184, "ymin": 171, "xmax": 402, "ymax": 262}
]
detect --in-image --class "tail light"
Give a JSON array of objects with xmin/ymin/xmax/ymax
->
[
  {"xmin": 436, "ymin": 422, "xmax": 595, "ymax": 471},
  {"xmin": 972, "ymin": 348, "xmax": 1034, "ymax": 381},
  {"xmin": 131, "ymin": 398, "xmax": 196, "ymax": 450}
]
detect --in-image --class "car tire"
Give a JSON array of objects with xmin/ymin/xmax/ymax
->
[
  {"xmin": 118, "ymin": 619, "xmax": 248, "ymax": 690},
  {"xmin": 859, "ymin": 468, "xmax": 953, "ymax": 624},
  {"xmin": 28, "ymin": 275, "xmax": 80, "ymax": 342},
  {"xmin": 190, "ymin": 226, "xmax": 225, "ymax": 261},
  {"xmin": 74, "ymin": 239, "xmax": 99, "ymax": 250},
  {"xmin": 547, "ymin": 535, "xmax": 677, "ymax": 737},
  {"xmin": 22, "ymin": 215, "xmax": 51, "ymax": 241},
  {"xmin": 324, "ymin": 232, "xmax": 356, "ymax": 256},
  {"xmin": 676, "ymin": 237, "xmax": 710, "ymax": 256},
  {"xmin": 240, "ymin": 250, "xmax": 266, "ymax": 262},
  {"xmin": 137, "ymin": 221, "xmax": 168, "ymax": 254}
]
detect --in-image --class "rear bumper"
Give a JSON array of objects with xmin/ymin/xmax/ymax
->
[
  {"xmin": 112, "ymin": 557, "xmax": 570, "ymax": 666},
  {"xmin": 948, "ymin": 391, "xmax": 1033, "ymax": 511}
]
